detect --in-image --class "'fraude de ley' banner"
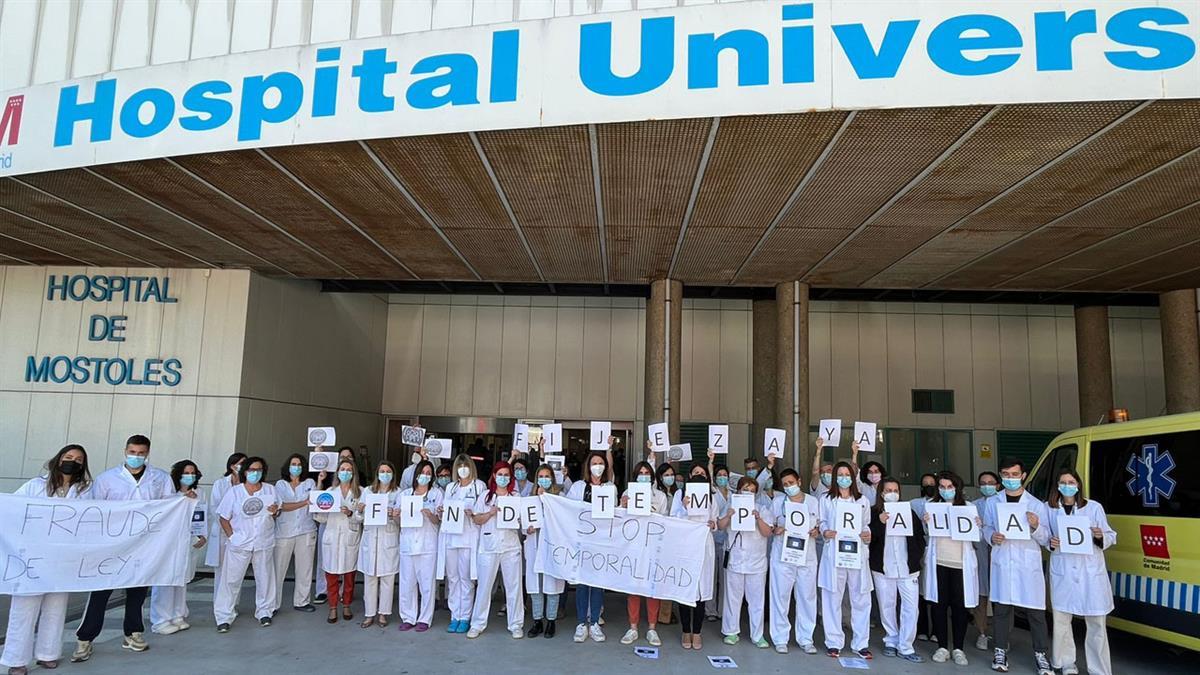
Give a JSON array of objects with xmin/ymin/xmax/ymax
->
[
  {"xmin": 1, "ymin": 0, "xmax": 1198, "ymax": 177},
  {"xmin": 0, "ymin": 494, "xmax": 192, "ymax": 594},
  {"xmin": 536, "ymin": 493, "xmax": 714, "ymax": 606}
]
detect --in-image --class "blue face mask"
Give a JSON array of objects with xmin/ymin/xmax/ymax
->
[
  {"xmin": 1001, "ymin": 477, "xmax": 1022, "ymax": 491},
  {"xmin": 1057, "ymin": 483, "xmax": 1079, "ymax": 498},
  {"xmin": 378, "ymin": 472, "xmax": 393, "ymax": 484},
  {"xmin": 437, "ymin": 476, "xmax": 451, "ymax": 488},
  {"xmin": 746, "ymin": 469, "xmax": 759, "ymax": 479},
  {"xmin": 836, "ymin": 476, "xmax": 853, "ymax": 489},
  {"xmin": 514, "ymin": 469, "xmax": 527, "ymax": 481},
  {"xmin": 939, "ymin": 488, "xmax": 956, "ymax": 501},
  {"xmin": 784, "ymin": 484, "xmax": 802, "ymax": 497},
  {"xmin": 245, "ymin": 471, "xmax": 262, "ymax": 485},
  {"xmin": 417, "ymin": 474, "xmax": 432, "ymax": 486},
  {"xmin": 980, "ymin": 485, "xmax": 997, "ymax": 497},
  {"xmin": 125, "ymin": 455, "xmax": 146, "ymax": 470},
  {"xmin": 537, "ymin": 477, "xmax": 553, "ymax": 489},
  {"xmin": 715, "ymin": 476, "xmax": 729, "ymax": 488},
  {"xmin": 495, "ymin": 475, "xmax": 511, "ymax": 488},
  {"xmin": 289, "ymin": 465, "xmax": 303, "ymax": 477},
  {"xmin": 821, "ymin": 473, "xmax": 832, "ymax": 487},
  {"xmin": 662, "ymin": 475, "xmax": 675, "ymax": 487},
  {"xmin": 180, "ymin": 474, "xmax": 196, "ymax": 487},
  {"xmin": 337, "ymin": 471, "xmax": 353, "ymax": 483},
  {"xmin": 637, "ymin": 474, "xmax": 652, "ymax": 483}
]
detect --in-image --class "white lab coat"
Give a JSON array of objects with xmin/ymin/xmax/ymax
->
[
  {"xmin": 436, "ymin": 479, "xmax": 485, "ymax": 581},
  {"xmin": 205, "ymin": 475, "xmax": 235, "ymax": 567},
  {"xmin": 398, "ymin": 486, "xmax": 442, "ymax": 625},
  {"xmin": 356, "ymin": 487, "xmax": 401, "ymax": 577},
  {"xmin": 313, "ymin": 487, "xmax": 361, "ymax": 574},
  {"xmin": 1047, "ymin": 500, "xmax": 1115, "ymax": 616},
  {"xmin": 971, "ymin": 496, "xmax": 992, "ymax": 596},
  {"xmin": 817, "ymin": 495, "xmax": 873, "ymax": 593},
  {"xmin": 981, "ymin": 491, "xmax": 1051, "ymax": 610},
  {"xmin": 922, "ymin": 533, "xmax": 980, "ymax": 608}
]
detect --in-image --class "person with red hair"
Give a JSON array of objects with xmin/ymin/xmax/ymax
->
[{"xmin": 466, "ymin": 461, "xmax": 525, "ymax": 639}]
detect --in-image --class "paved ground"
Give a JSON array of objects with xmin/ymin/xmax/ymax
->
[{"xmin": 8, "ymin": 578, "xmax": 1192, "ymax": 674}]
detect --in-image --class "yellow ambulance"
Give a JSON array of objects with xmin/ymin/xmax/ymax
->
[{"xmin": 1026, "ymin": 411, "xmax": 1200, "ymax": 651}]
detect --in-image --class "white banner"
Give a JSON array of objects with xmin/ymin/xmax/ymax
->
[
  {"xmin": 0, "ymin": 494, "xmax": 192, "ymax": 594},
  {"xmin": 535, "ymin": 494, "xmax": 713, "ymax": 606}
]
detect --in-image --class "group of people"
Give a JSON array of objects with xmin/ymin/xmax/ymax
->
[{"xmin": 3, "ymin": 433, "xmax": 1116, "ymax": 675}]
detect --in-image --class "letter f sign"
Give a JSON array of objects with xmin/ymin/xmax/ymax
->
[{"xmin": 0, "ymin": 96, "xmax": 23, "ymax": 146}]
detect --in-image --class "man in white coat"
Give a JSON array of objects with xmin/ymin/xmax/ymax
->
[
  {"xmin": 980, "ymin": 457, "xmax": 1052, "ymax": 675},
  {"xmin": 72, "ymin": 434, "xmax": 175, "ymax": 663}
]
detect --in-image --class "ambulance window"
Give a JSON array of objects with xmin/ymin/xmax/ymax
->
[
  {"xmin": 1025, "ymin": 444, "xmax": 1077, "ymax": 501},
  {"xmin": 1091, "ymin": 431, "xmax": 1200, "ymax": 518}
]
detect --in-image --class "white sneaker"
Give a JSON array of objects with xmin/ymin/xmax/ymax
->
[
  {"xmin": 70, "ymin": 640, "xmax": 92, "ymax": 663},
  {"xmin": 953, "ymin": 649, "xmax": 969, "ymax": 666},
  {"xmin": 574, "ymin": 623, "xmax": 588, "ymax": 642},
  {"xmin": 511, "ymin": 629, "xmax": 523, "ymax": 639},
  {"xmin": 775, "ymin": 644, "xmax": 789, "ymax": 654},
  {"xmin": 800, "ymin": 643, "xmax": 819, "ymax": 654},
  {"xmin": 466, "ymin": 628, "xmax": 482, "ymax": 639},
  {"xmin": 122, "ymin": 632, "xmax": 148, "ymax": 652},
  {"xmin": 589, "ymin": 624, "xmax": 606, "ymax": 642},
  {"xmin": 1062, "ymin": 666, "xmax": 1079, "ymax": 675},
  {"xmin": 646, "ymin": 629, "xmax": 661, "ymax": 646},
  {"xmin": 173, "ymin": 618, "xmax": 190, "ymax": 631},
  {"xmin": 933, "ymin": 647, "xmax": 950, "ymax": 663},
  {"xmin": 153, "ymin": 622, "xmax": 181, "ymax": 635},
  {"xmin": 975, "ymin": 634, "xmax": 989, "ymax": 651},
  {"xmin": 621, "ymin": 628, "xmax": 638, "ymax": 645}
]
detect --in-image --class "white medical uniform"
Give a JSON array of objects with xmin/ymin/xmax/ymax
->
[
  {"xmin": 873, "ymin": 514, "xmax": 923, "ymax": 657},
  {"xmin": 150, "ymin": 489, "xmax": 205, "ymax": 632},
  {"xmin": 214, "ymin": 483, "xmax": 280, "ymax": 624},
  {"xmin": 721, "ymin": 507, "xmax": 770, "ymax": 642},
  {"xmin": 818, "ymin": 494, "xmax": 873, "ymax": 652},
  {"xmin": 470, "ymin": 490, "xmax": 525, "ymax": 633},
  {"xmin": 980, "ymin": 491, "xmax": 1050, "ymax": 610},
  {"xmin": 357, "ymin": 487, "xmax": 401, "ymax": 617},
  {"xmin": 1048, "ymin": 500, "xmax": 1115, "ymax": 675},
  {"xmin": 272, "ymin": 478, "xmax": 317, "ymax": 611},
  {"xmin": 399, "ymin": 486, "xmax": 443, "ymax": 625},
  {"xmin": 768, "ymin": 493, "xmax": 820, "ymax": 649},
  {"xmin": 204, "ymin": 475, "xmax": 234, "ymax": 570},
  {"xmin": 437, "ymin": 479, "xmax": 485, "ymax": 622}
]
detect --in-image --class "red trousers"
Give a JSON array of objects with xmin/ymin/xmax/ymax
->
[
  {"xmin": 628, "ymin": 595, "xmax": 661, "ymax": 626},
  {"xmin": 325, "ymin": 572, "xmax": 355, "ymax": 607}
]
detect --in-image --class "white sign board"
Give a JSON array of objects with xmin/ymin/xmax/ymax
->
[
  {"xmin": 708, "ymin": 424, "xmax": 729, "ymax": 454},
  {"xmin": 730, "ymin": 493, "xmax": 755, "ymax": 532},
  {"xmin": 666, "ymin": 443, "xmax": 693, "ymax": 463},
  {"xmin": 400, "ymin": 494, "xmax": 423, "ymax": 528},
  {"xmin": 784, "ymin": 501, "xmax": 810, "ymax": 535},
  {"xmin": 926, "ymin": 502, "xmax": 952, "ymax": 538},
  {"xmin": 1057, "ymin": 514, "xmax": 1093, "ymax": 555},
  {"xmin": 424, "ymin": 438, "xmax": 452, "ymax": 459},
  {"xmin": 190, "ymin": 503, "xmax": 207, "ymax": 537},
  {"xmin": 780, "ymin": 534, "xmax": 809, "ymax": 566},
  {"xmin": 853, "ymin": 421, "xmax": 877, "ymax": 452},
  {"xmin": 590, "ymin": 421, "xmax": 612, "ymax": 450},
  {"xmin": 306, "ymin": 426, "xmax": 336, "ymax": 448},
  {"xmin": 401, "ymin": 425, "xmax": 426, "ymax": 447},
  {"xmin": 590, "ymin": 485, "xmax": 617, "ymax": 519},
  {"xmin": 497, "ymin": 496, "xmax": 522, "ymax": 529},
  {"xmin": 884, "ymin": 501, "xmax": 914, "ymax": 537},
  {"xmin": 835, "ymin": 500, "xmax": 861, "ymax": 537},
  {"xmin": 995, "ymin": 503, "xmax": 1031, "ymax": 540},
  {"xmin": 522, "ymin": 496, "xmax": 543, "ymax": 530},
  {"xmin": 363, "ymin": 492, "xmax": 389, "ymax": 526},
  {"xmin": 541, "ymin": 424, "xmax": 563, "ymax": 455},
  {"xmin": 763, "ymin": 428, "xmax": 786, "ymax": 459},
  {"xmin": 441, "ymin": 499, "xmax": 466, "ymax": 535},
  {"xmin": 819, "ymin": 419, "xmax": 842, "ymax": 447},
  {"xmin": 835, "ymin": 538, "xmax": 862, "ymax": 570},
  {"xmin": 626, "ymin": 482, "xmax": 653, "ymax": 517},
  {"xmin": 684, "ymin": 482, "xmax": 710, "ymax": 517},
  {"xmin": 951, "ymin": 504, "xmax": 980, "ymax": 542},
  {"xmin": 307, "ymin": 488, "xmax": 342, "ymax": 514},
  {"xmin": 512, "ymin": 423, "xmax": 529, "ymax": 454},
  {"xmin": 647, "ymin": 422, "xmax": 670, "ymax": 454},
  {"xmin": 307, "ymin": 451, "xmax": 339, "ymax": 473}
]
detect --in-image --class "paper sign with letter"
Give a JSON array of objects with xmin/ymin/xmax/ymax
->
[
  {"xmin": 308, "ymin": 489, "xmax": 342, "ymax": 514},
  {"xmin": 763, "ymin": 428, "xmax": 786, "ymax": 459},
  {"xmin": 647, "ymin": 422, "xmax": 669, "ymax": 454},
  {"xmin": 307, "ymin": 451, "xmax": 339, "ymax": 473},
  {"xmin": 512, "ymin": 424, "xmax": 529, "ymax": 454},
  {"xmin": 685, "ymin": 482, "xmax": 710, "ymax": 517},
  {"xmin": 441, "ymin": 499, "xmax": 466, "ymax": 535},
  {"xmin": 819, "ymin": 419, "xmax": 842, "ymax": 447},
  {"xmin": 780, "ymin": 534, "xmax": 809, "ymax": 566},
  {"xmin": 784, "ymin": 501, "xmax": 810, "ymax": 535},
  {"xmin": 951, "ymin": 504, "xmax": 980, "ymax": 542},
  {"xmin": 363, "ymin": 492, "xmax": 389, "ymax": 526},
  {"xmin": 522, "ymin": 496, "xmax": 543, "ymax": 529},
  {"xmin": 590, "ymin": 484, "xmax": 617, "ymax": 519},
  {"xmin": 190, "ymin": 503, "xmax": 207, "ymax": 536},
  {"xmin": 541, "ymin": 423, "xmax": 563, "ymax": 455},
  {"xmin": 590, "ymin": 421, "xmax": 612, "ymax": 450},
  {"xmin": 497, "ymin": 496, "xmax": 522, "ymax": 529},
  {"xmin": 626, "ymin": 482, "xmax": 652, "ymax": 516},
  {"xmin": 400, "ymin": 495, "xmax": 423, "ymax": 528},
  {"xmin": 708, "ymin": 424, "xmax": 729, "ymax": 454},
  {"xmin": 666, "ymin": 443, "xmax": 693, "ymax": 463},
  {"xmin": 835, "ymin": 501, "xmax": 862, "ymax": 538},
  {"xmin": 995, "ymin": 502, "xmax": 1031, "ymax": 540},
  {"xmin": 884, "ymin": 501, "xmax": 914, "ymax": 537},
  {"xmin": 731, "ymin": 493, "xmax": 755, "ymax": 532},
  {"xmin": 835, "ymin": 538, "xmax": 862, "ymax": 569},
  {"xmin": 926, "ymin": 502, "xmax": 952, "ymax": 537},
  {"xmin": 1057, "ymin": 514, "xmax": 1092, "ymax": 554},
  {"xmin": 401, "ymin": 425, "xmax": 426, "ymax": 447},
  {"xmin": 306, "ymin": 426, "xmax": 336, "ymax": 447},
  {"xmin": 853, "ymin": 421, "xmax": 877, "ymax": 452},
  {"xmin": 424, "ymin": 438, "xmax": 452, "ymax": 459}
]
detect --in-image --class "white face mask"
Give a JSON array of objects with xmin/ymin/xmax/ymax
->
[
  {"xmin": 590, "ymin": 464, "xmax": 605, "ymax": 477},
  {"xmin": 456, "ymin": 466, "xmax": 470, "ymax": 479},
  {"xmin": 411, "ymin": 452, "xmax": 422, "ymax": 465},
  {"xmin": 883, "ymin": 492, "xmax": 901, "ymax": 503}
]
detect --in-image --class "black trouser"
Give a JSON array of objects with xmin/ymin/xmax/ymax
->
[
  {"xmin": 933, "ymin": 566, "xmax": 969, "ymax": 651},
  {"xmin": 76, "ymin": 587, "xmax": 148, "ymax": 641},
  {"xmin": 679, "ymin": 600, "xmax": 706, "ymax": 633},
  {"xmin": 917, "ymin": 597, "xmax": 933, "ymax": 636}
]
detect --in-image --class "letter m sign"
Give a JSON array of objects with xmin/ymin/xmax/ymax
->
[{"xmin": 1, "ymin": 95, "xmax": 23, "ymax": 146}]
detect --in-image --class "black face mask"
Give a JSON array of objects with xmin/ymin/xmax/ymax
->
[
  {"xmin": 690, "ymin": 475, "xmax": 708, "ymax": 484},
  {"xmin": 60, "ymin": 461, "xmax": 83, "ymax": 476},
  {"xmin": 921, "ymin": 484, "xmax": 936, "ymax": 498}
]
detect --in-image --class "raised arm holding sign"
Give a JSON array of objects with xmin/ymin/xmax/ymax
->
[
  {"xmin": 853, "ymin": 421, "xmax": 877, "ymax": 452},
  {"xmin": 542, "ymin": 423, "xmax": 563, "ymax": 455},
  {"xmin": 708, "ymin": 424, "xmax": 729, "ymax": 454},
  {"xmin": 818, "ymin": 419, "xmax": 842, "ymax": 447},
  {"xmin": 512, "ymin": 424, "xmax": 529, "ymax": 454},
  {"xmin": 763, "ymin": 428, "xmax": 785, "ymax": 459},
  {"xmin": 590, "ymin": 421, "xmax": 612, "ymax": 450},
  {"xmin": 647, "ymin": 423, "xmax": 669, "ymax": 454}
]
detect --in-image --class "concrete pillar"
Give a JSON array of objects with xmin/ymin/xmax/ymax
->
[
  {"xmin": 1075, "ymin": 304, "xmax": 1114, "ymax": 426},
  {"xmin": 775, "ymin": 282, "xmax": 809, "ymax": 470},
  {"xmin": 751, "ymin": 299, "xmax": 778, "ymax": 454},
  {"xmin": 644, "ymin": 279, "xmax": 683, "ymax": 442},
  {"xmin": 1160, "ymin": 289, "xmax": 1200, "ymax": 414}
]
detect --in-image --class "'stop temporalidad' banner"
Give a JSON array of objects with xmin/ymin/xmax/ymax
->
[{"xmin": 1, "ymin": 0, "xmax": 1197, "ymax": 177}]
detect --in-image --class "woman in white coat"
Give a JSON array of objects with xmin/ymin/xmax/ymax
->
[
  {"xmin": 205, "ymin": 452, "xmax": 245, "ymax": 594},
  {"xmin": 3, "ymin": 445, "xmax": 91, "ymax": 675},
  {"xmin": 921, "ymin": 471, "xmax": 981, "ymax": 667},
  {"xmin": 437, "ymin": 454, "xmax": 485, "ymax": 634},
  {"xmin": 467, "ymin": 461, "xmax": 525, "ymax": 639},
  {"xmin": 357, "ymin": 460, "xmax": 401, "ymax": 628},
  {"xmin": 1046, "ymin": 468, "xmax": 1115, "ymax": 675},
  {"xmin": 670, "ymin": 463, "xmax": 725, "ymax": 650},
  {"xmin": 619, "ymin": 461, "xmax": 670, "ymax": 647},
  {"xmin": 398, "ymin": 460, "xmax": 442, "ymax": 632},
  {"xmin": 214, "ymin": 457, "xmax": 281, "ymax": 633},
  {"xmin": 719, "ymin": 476, "xmax": 774, "ymax": 649},
  {"xmin": 768, "ymin": 468, "xmax": 822, "ymax": 655},
  {"xmin": 273, "ymin": 454, "xmax": 317, "ymax": 614},
  {"xmin": 525, "ymin": 464, "xmax": 565, "ymax": 638},
  {"xmin": 314, "ymin": 459, "xmax": 362, "ymax": 624},
  {"xmin": 511, "ymin": 457, "xmax": 535, "ymax": 497},
  {"xmin": 150, "ymin": 460, "xmax": 208, "ymax": 635},
  {"xmin": 818, "ymin": 461, "xmax": 874, "ymax": 660}
]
